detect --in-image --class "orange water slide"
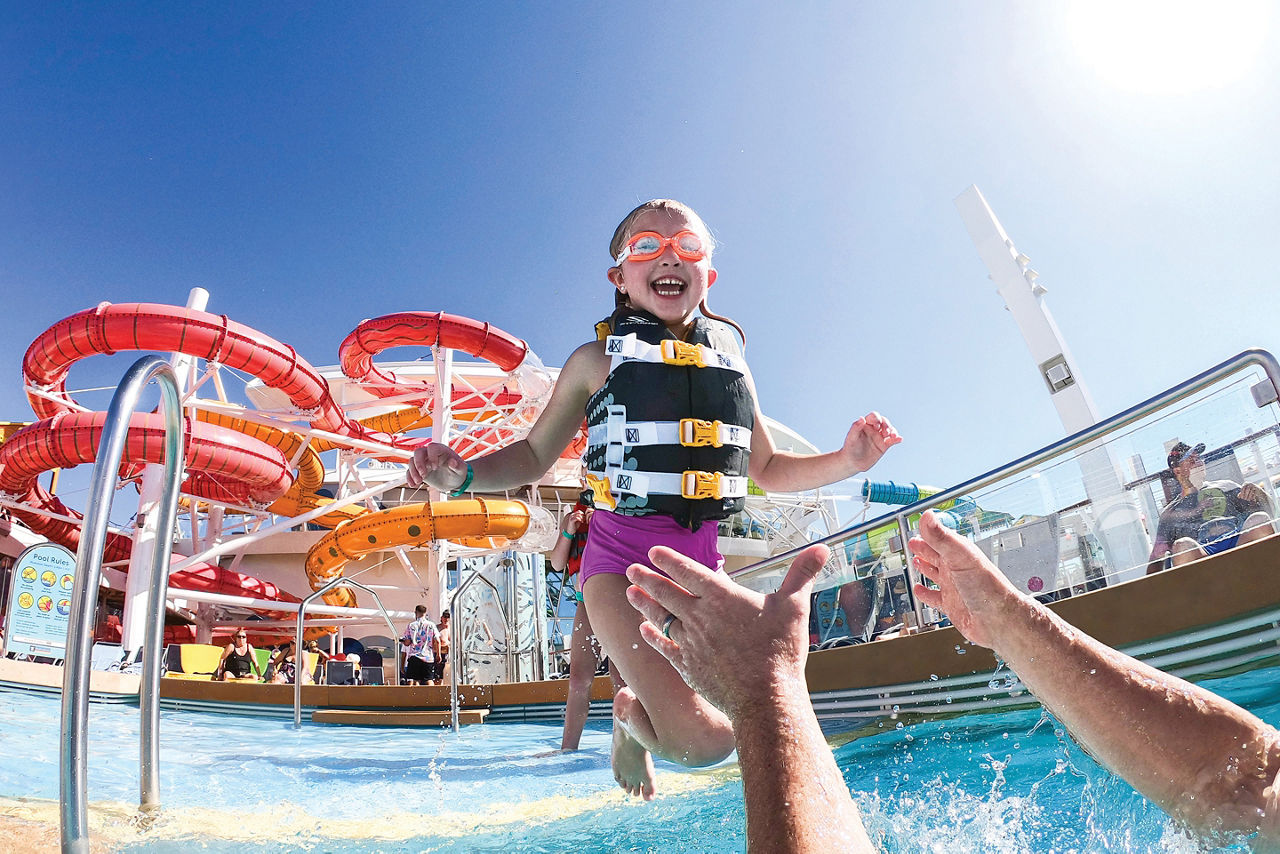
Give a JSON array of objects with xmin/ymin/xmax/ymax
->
[{"xmin": 304, "ymin": 497, "xmax": 533, "ymax": 605}]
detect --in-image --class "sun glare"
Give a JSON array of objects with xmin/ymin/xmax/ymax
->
[{"xmin": 1065, "ymin": 0, "xmax": 1270, "ymax": 94}]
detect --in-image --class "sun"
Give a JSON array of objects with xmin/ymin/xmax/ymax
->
[{"xmin": 1065, "ymin": 0, "xmax": 1271, "ymax": 94}]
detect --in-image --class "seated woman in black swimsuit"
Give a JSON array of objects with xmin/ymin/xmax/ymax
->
[{"xmin": 214, "ymin": 629, "xmax": 263, "ymax": 681}]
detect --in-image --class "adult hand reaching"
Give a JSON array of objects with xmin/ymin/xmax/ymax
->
[
  {"xmin": 624, "ymin": 544, "xmax": 827, "ymax": 719},
  {"xmin": 626, "ymin": 544, "xmax": 875, "ymax": 854},
  {"xmin": 909, "ymin": 509, "xmax": 1280, "ymax": 842},
  {"xmin": 908, "ymin": 510, "xmax": 1022, "ymax": 649}
]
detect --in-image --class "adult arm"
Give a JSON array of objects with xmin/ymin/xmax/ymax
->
[
  {"xmin": 1146, "ymin": 511, "xmax": 1173, "ymax": 574},
  {"xmin": 1237, "ymin": 482, "xmax": 1275, "ymax": 515},
  {"xmin": 909, "ymin": 510, "xmax": 1280, "ymax": 840},
  {"xmin": 405, "ymin": 342, "xmax": 603, "ymax": 494},
  {"xmin": 626, "ymin": 545, "xmax": 875, "ymax": 854},
  {"xmin": 213, "ymin": 644, "xmax": 233, "ymax": 680}
]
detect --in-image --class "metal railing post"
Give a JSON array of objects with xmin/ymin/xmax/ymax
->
[
  {"xmin": 60, "ymin": 356, "xmax": 185, "ymax": 853},
  {"xmin": 293, "ymin": 577, "xmax": 401, "ymax": 728}
]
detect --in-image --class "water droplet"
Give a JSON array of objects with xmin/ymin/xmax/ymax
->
[
  {"xmin": 945, "ymin": 695, "xmax": 953, "ymax": 703},
  {"xmin": 954, "ymin": 645, "xmax": 967, "ymax": 655},
  {"xmin": 632, "ymin": 644, "xmax": 638, "ymax": 649},
  {"xmin": 1089, "ymin": 669, "xmax": 1096, "ymax": 675},
  {"xmin": 904, "ymin": 733, "xmax": 914, "ymax": 742},
  {"xmin": 929, "ymin": 673, "xmax": 939, "ymax": 681},
  {"xmin": 895, "ymin": 721, "xmax": 904, "ymax": 729}
]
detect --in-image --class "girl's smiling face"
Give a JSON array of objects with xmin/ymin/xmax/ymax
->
[{"xmin": 608, "ymin": 207, "xmax": 717, "ymax": 338}]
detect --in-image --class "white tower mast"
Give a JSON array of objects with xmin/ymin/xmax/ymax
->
[
  {"xmin": 954, "ymin": 185, "xmax": 1150, "ymax": 581},
  {"xmin": 954, "ymin": 185, "xmax": 1099, "ymax": 433}
]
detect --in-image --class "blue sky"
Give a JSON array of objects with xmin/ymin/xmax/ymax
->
[{"xmin": 2, "ymin": 2, "xmax": 1278, "ymax": 501}]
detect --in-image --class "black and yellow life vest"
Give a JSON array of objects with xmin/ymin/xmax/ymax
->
[{"xmin": 584, "ymin": 310, "xmax": 755, "ymax": 530}]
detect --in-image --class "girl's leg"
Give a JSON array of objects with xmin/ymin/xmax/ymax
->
[
  {"xmin": 584, "ymin": 573, "xmax": 735, "ymax": 798},
  {"xmin": 560, "ymin": 601, "xmax": 599, "ymax": 751}
]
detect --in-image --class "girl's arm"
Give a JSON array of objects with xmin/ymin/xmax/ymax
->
[
  {"xmin": 745, "ymin": 379, "xmax": 901, "ymax": 492},
  {"xmin": 407, "ymin": 342, "xmax": 606, "ymax": 494}
]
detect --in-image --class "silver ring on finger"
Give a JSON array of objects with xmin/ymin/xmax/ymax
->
[{"xmin": 660, "ymin": 613, "xmax": 677, "ymax": 639}]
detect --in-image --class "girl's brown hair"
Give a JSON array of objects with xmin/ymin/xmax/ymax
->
[{"xmin": 608, "ymin": 199, "xmax": 745, "ymax": 345}]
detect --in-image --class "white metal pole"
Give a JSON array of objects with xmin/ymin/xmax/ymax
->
[{"xmin": 119, "ymin": 287, "xmax": 209, "ymax": 655}]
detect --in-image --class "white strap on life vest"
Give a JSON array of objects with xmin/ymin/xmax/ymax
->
[
  {"xmin": 604, "ymin": 334, "xmax": 749, "ymax": 376},
  {"xmin": 596, "ymin": 468, "xmax": 749, "ymax": 501},
  {"xmin": 587, "ymin": 417, "xmax": 752, "ymax": 454}
]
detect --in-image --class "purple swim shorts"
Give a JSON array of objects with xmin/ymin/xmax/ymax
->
[{"xmin": 579, "ymin": 510, "xmax": 723, "ymax": 587}]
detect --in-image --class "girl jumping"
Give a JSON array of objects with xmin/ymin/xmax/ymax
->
[{"xmin": 407, "ymin": 199, "xmax": 900, "ymax": 798}]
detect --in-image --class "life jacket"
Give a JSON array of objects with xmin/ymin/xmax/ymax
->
[{"xmin": 584, "ymin": 309, "xmax": 755, "ymax": 529}]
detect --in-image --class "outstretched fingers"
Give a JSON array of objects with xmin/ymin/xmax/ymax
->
[
  {"xmin": 777, "ymin": 544, "xmax": 830, "ymax": 600},
  {"xmin": 645, "ymin": 545, "xmax": 724, "ymax": 598},
  {"xmin": 864, "ymin": 410, "xmax": 903, "ymax": 446},
  {"xmin": 625, "ymin": 566, "xmax": 681, "ymax": 621},
  {"xmin": 917, "ymin": 509, "xmax": 981, "ymax": 561}
]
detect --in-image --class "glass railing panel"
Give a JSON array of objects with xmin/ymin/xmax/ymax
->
[{"xmin": 730, "ymin": 353, "xmax": 1280, "ymax": 641}]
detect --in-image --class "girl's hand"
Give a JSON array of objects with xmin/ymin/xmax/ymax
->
[
  {"xmin": 407, "ymin": 442, "xmax": 468, "ymax": 491},
  {"xmin": 840, "ymin": 411, "xmax": 902, "ymax": 473}
]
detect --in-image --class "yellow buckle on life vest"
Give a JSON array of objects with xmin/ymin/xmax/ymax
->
[
  {"xmin": 660, "ymin": 339, "xmax": 707, "ymax": 368},
  {"xmin": 681, "ymin": 470, "xmax": 724, "ymax": 501},
  {"xmin": 680, "ymin": 418, "xmax": 723, "ymax": 448},
  {"xmin": 586, "ymin": 473, "xmax": 617, "ymax": 511}
]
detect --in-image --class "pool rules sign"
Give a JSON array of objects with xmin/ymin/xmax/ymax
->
[{"xmin": 4, "ymin": 543, "xmax": 76, "ymax": 659}]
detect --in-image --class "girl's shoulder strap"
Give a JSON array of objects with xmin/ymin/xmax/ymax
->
[{"xmin": 691, "ymin": 316, "xmax": 746, "ymax": 358}]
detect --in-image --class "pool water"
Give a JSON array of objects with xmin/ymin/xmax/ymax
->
[{"xmin": 4, "ymin": 666, "xmax": 1279, "ymax": 852}]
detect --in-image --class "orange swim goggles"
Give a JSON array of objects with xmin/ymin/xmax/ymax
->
[{"xmin": 615, "ymin": 230, "xmax": 706, "ymax": 264}]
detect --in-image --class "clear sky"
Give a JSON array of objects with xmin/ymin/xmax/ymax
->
[{"xmin": 2, "ymin": 2, "xmax": 1277, "ymax": 499}]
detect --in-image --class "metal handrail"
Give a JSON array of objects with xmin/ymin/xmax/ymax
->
[
  {"xmin": 293, "ymin": 576, "xmax": 401, "ymax": 727},
  {"xmin": 60, "ymin": 356, "xmax": 186, "ymax": 853},
  {"xmin": 449, "ymin": 553, "xmax": 509, "ymax": 732},
  {"xmin": 731, "ymin": 348, "xmax": 1280, "ymax": 624}
]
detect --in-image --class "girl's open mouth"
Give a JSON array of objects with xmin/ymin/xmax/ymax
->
[{"xmin": 650, "ymin": 277, "xmax": 686, "ymax": 297}]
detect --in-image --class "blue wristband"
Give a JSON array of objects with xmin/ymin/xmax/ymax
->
[
  {"xmin": 561, "ymin": 530, "xmax": 576, "ymax": 540},
  {"xmin": 449, "ymin": 463, "xmax": 474, "ymax": 497}
]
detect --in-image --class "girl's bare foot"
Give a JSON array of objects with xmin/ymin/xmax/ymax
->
[{"xmin": 611, "ymin": 689, "xmax": 657, "ymax": 799}]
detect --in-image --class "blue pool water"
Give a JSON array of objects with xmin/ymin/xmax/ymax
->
[{"xmin": 4, "ymin": 667, "xmax": 1279, "ymax": 852}]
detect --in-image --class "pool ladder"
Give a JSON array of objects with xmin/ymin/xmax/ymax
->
[{"xmin": 58, "ymin": 356, "xmax": 186, "ymax": 854}]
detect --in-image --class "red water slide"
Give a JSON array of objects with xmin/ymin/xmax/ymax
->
[
  {"xmin": 9, "ymin": 302, "xmax": 353, "ymax": 613},
  {"xmin": 6, "ymin": 302, "xmax": 568, "ymax": 622}
]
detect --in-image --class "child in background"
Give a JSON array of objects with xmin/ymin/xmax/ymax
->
[
  {"xmin": 408, "ymin": 199, "xmax": 900, "ymax": 798},
  {"xmin": 549, "ymin": 502, "xmax": 613, "ymax": 751}
]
